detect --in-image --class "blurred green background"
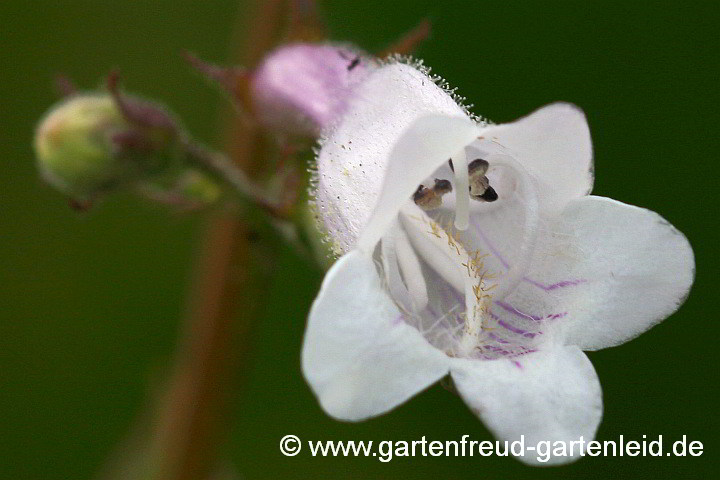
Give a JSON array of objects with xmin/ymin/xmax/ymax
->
[{"xmin": 1, "ymin": 1, "xmax": 718, "ymax": 478}]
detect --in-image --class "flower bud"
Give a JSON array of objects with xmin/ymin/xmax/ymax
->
[
  {"xmin": 250, "ymin": 43, "xmax": 373, "ymax": 136},
  {"xmin": 34, "ymin": 92, "xmax": 182, "ymax": 202}
]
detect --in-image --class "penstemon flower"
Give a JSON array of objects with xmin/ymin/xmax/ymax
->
[{"xmin": 301, "ymin": 62, "xmax": 695, "ymax": 465}]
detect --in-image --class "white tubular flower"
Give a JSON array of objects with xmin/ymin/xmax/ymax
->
[{"xmin": 302, "ymin": 62, "xmax": 695, "ymax": 465}]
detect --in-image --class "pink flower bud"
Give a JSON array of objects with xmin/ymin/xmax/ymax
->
[{"xmin": 250, "ymin": 43, "xmax": 372, "ymax": 136}]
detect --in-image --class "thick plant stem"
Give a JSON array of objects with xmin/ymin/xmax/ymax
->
[
  {"xmin": 149, "ymin": 1, "xmax": 286, "ymax": 479},
  {"xmin": 152, "ymin": 215, "xmax": 246, "ymax": 480}
]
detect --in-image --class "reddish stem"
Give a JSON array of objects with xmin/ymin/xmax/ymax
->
[{"xmin": 150, "ymin": 1, "xmax": 286, "ymax": 479}]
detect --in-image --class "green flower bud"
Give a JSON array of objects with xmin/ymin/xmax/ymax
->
[
  {"xmin": 34, "ymin": 92, "xmax": 183, "ymax": 202},
  {"xmin": 35, "ymin": 95, "xmax": 126, "ymax": 199}
]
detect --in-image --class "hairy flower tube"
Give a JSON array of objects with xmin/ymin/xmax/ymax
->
[{"xmin": 301, "ymin": 62, "xmax": 695, "ymax": 465}]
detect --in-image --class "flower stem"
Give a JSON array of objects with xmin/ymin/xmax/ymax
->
[
  {"xmin": 183, "ymin": 140, "xmax": 292, "ymax": 218},
  {"xmin": 128, "ymin": 2, "xmax": 287, "ymax": 480},
  {"xmin": 97, "ymin": 0, "xmax": 284, "ymax": 480}
]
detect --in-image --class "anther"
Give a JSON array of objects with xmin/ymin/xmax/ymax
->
[
  {"xmin": 413, "ymin": 179, "xmax": 453, "ymax": 211},
  {"xmin": 468, "ymin": 158, "xmax": 498, "ymax": 203},
  {"xmin": 468, "ymin": 158, "xmax": 489, "ymax": 176},
  {"xmin": 433, "ymin": 178, "xmax": 452, "ymax": 195},
  {"xmin": 476, "ymin": 186, "xmax": 498, "ymax": 202}
]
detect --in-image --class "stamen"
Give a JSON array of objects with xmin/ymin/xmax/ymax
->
[
  {"xmin": 469, "ymin": 175, "xmax": 489, "ymax": 197},
  {"xmin": 399, "ymin": 205, "xmax": 498, "ymax": 357},
  {"xmin": 476, "ymin": 186, "xmax": 498, "ymax": 202},
  {"xmin": 381, "ymin": 222, "xmax": 429, "ymax": 312},
  {"xmin": 468, "ymin": 158, "xmax": 498, "ymax": 202},
  {"xmin": 399, "ymin": 205, "xmax": 467, "ymax": 293},
  {"xmin": 451, "ymin": 149, "xmax": 470, "ymax": 230},
  {"xmin": 468, "ymin": 158, "xmax": 489, "ymax": 176},
  {"xmin": 412, "ymin": 185, "xmax": 439, "ymax": 210},
  {"xmin": 457, "ymin": 274, "xmax": 481, "ymax": 356},
  {"xmin": 412, "ymin": 179, "xmax": 453, "ymax": 211},
  {"xmin": 433, "ymin": 178, "xmax": 452, "ymax": 195},
  {"xmin": 395, "ymin": 225, "xmax": 429, "ymax": 311},
  {"xmin": 381, "ymin": 230, "xmax": 415, "ymax": 313}
]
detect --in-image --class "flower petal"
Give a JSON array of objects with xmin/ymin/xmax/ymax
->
[
  {"xmin": 450, "ymin": 346, "xmax": 602, "ymax": 465},
  {"xmin": 314, "ymin": 62, "xmax": 475, "ymax": 254},
  {"xmin": 481, "ymin": 102, "xmax": 593, "ymax": 213},
  {"xmin": 555, "ymin": 196, "xmax": 695, "ymax": 350},
  {"xmin": 302, "ymin": 250, "xmax": 450, "ymax": 421},
  {"xmin": 357, "ymin": 114, "xmax": 480, "ymax": 252}
]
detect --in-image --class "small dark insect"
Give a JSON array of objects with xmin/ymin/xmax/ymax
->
[{"xmin": 338, "ymin": 50, "xmax": 361, "ymax": 71}]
